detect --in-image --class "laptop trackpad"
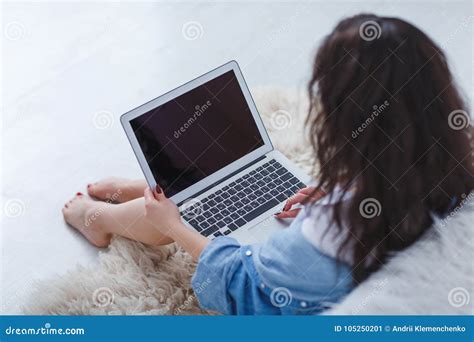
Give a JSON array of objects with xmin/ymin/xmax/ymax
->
[{"xmin": 231, "ymin": 216, "xmax": 292, "ymax": 245}]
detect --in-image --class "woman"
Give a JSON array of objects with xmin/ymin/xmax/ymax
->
[{"xmin": 63, "ymin": 14, "xmax": 473, "ymax": 314}]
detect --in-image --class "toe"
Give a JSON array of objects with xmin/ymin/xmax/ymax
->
[
  {"xmin": 63, "ymin": 203, "xmax": 71, "ymax": 215},
  {"xmin": 87, "ymin": 183, "xmax": 100, "ymax": 197},
  {"xmin": 87, "ymin": 183, "xmax": 94, "ymax": 194}
]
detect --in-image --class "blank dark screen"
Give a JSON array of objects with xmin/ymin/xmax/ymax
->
[{"xmin": 130, "ymin": 70, "xmax": 264, "ymax": 197}]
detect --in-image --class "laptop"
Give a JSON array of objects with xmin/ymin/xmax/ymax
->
[{"xmin": 121, "ymin": 61, "xmax": 311, "ymax": 244}]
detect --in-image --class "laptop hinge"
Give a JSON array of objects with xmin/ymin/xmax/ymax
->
[{"xmin": 177, "ymin": 155, "xmax": 267, "ymax": 207}]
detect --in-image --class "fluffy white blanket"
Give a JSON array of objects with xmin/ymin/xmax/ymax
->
[{"xmin": 25, "ymin": 87, "xmax": 473, "ymax": 315}]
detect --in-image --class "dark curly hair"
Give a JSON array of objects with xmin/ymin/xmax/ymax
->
[{"xmin": 306, "ymin": 14, "xmax": 473, "ymax": 283}]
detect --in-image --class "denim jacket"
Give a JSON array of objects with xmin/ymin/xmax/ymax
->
[{"xmin": 191, "ymin": 205, "xmax": 354, "ymax": 315}]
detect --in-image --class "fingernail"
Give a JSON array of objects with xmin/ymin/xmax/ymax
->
[
  {"xmin": 65, "ymin": 204, "xmax": 68, "ymax": 208},
  {"xmin": 87, "ymin": 184, "xmax": 91, "ymax": 188},
  {"xmin": 76, "ymin": 192, "xmax": 83, "ymax": 196},
  {"xmin": 273, "ymin": 212, "xmax": 281, "ymax": 216},
  {"xmin": 155, "ymin": 184, "xmax": 162, "ymax": 194}
]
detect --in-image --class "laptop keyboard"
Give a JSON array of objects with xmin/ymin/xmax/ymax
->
[{"xmin": 181, "ymin": 159, "xmax": 306, "ymax": 238}]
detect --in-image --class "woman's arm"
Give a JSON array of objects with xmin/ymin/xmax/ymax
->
[
  {"xmin": 168, "ymin": 221, "xmax": 210, "ymax": 260},
  {"xmin": 143, "ymin": 186, "xmax": 209, "ymax": 260}
]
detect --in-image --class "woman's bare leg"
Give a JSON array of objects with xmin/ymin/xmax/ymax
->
[
  {"xmin": 87, "ymin": 177, "xmax": 148, "ymax": 203},
  {"xmin": 62, "ymin": 193, "xmax": 173, "ymax": 247}
]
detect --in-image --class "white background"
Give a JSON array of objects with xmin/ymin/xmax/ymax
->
[{"xmin": 1, "ymin": 0, "xmax": 472, "ymax": 313}]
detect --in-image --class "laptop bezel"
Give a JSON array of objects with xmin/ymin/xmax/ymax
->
[{"xmin": 120, "ymin": 60, "xmax": 273, "ymax": 204}]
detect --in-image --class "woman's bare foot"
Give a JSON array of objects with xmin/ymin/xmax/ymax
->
[
  {"xmin": 62, "ymin": 193, "xmax": 112, "ymax": 247},
  {"xmin": 87, "ymin": 177, "xmax": 147, "ymax": 203}
]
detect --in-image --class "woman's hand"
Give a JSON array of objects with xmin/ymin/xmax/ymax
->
[
  {"xmin": 144, "ymin": 185, "xmax": 182, "ymax": 237},
  {"xmin": 274, "ymin": 187, "xmax": 326, "ymax": 219},
  {"xmin": 144, "ymin": 184, "xmax": 210, "ymax": 260}
]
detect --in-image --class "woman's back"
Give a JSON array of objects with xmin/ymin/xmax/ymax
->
[{"xmin": 305, "ymin": 13, "xmax": 474, "ymax": 283}]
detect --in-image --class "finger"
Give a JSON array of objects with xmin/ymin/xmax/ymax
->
[
  {"xmin": 144, "ymin": 187, "xmax": 155, "ymax": 204},
  {"xmin": 283, "ymin": 193, "xmax": 308, "ymax": 211},
  {"xmin": 152, "ymin": 184, "xmax": 166, "ymax": 201},
  {"xmin": 298, "ymin": 187, "xmax": 326, "ymax": 202},
  {"xmin": 298, "ymin": 187, "xmax": 316, "ymax": 195},
  {"xmin": 298, "ymin": 186, "xmax": 325, "ymax": 196},
  {"xmin": 275, "ymin": 208, "xmax": 301, "ymax": 219}
]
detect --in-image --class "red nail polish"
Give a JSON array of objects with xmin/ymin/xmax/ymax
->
[
  {"xmin": 77, "ymin": 192, "xmax": 83, "ymax": 196},
  {"xmin": 274, "ymin": 212, "xmax": 281, "ymax": 216},
  {"xmin": 155, "ymin": 184, "xmax": 162, "ymax": 194}
]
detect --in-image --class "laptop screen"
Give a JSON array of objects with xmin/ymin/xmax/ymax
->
[{"xmin": 130, "ymin": 70, "xmax": 265, "ymax": 197}]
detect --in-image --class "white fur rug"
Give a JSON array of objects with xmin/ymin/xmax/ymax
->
[{"xmin": 24, "ymin": 87, "xmax": 473, "ymax": 315}]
